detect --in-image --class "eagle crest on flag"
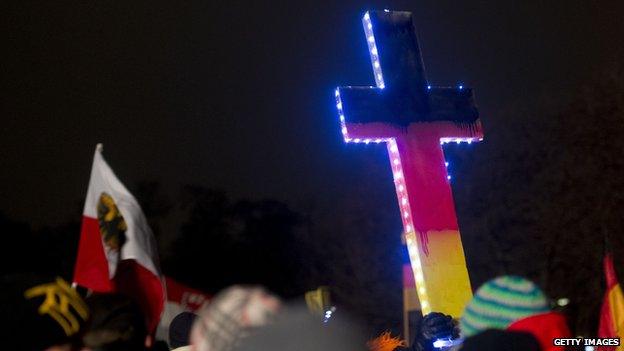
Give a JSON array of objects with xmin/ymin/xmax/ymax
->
[{"xmin": 97, "ymin": 192, "xmax": 127, "ymax": 251}]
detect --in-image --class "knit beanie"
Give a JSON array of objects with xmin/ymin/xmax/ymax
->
[
  {"xmin": 82, "ymin": 293, "xmax": 147, "ymax": 351},
  {"xmin": 459, "ymin": 276, "xmax": 549, "ymax": 337},
  {"xmin": 190, "ymin": 286, "xmax": 281, "ymax": 351}
]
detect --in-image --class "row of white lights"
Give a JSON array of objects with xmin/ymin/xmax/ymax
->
[
  {"xmin": 336, "ymin": 93, "xmax": 454, "ymax": 183},
  {"xmin": 365, "ymin": 12, "xmax": 466, "ymax": 96},
  {"xmin": 363, "ymin": 12, "xmax": 385, "ymax": 89},
  {"xmin": 335, "ymin": 88, "xmax": 392, "ymax": 143},
  {"xmin": 428, "ymin": 84, "xmax": 464, "ymax": 90},
  {"xmin": 335, "ymin": 88, "xmax": 349, "ymax": 141},
  {"xmin": 440, "ymin": 137, "xmax": 482, "ymax": 145},
  {"xmin": 333, "ymin": 11, "xmax": 391, "ymax": 143},
  {"xmin": 387, "ymin": 139, "xmax": 431, "ymax": 314},
  {"xmin": 337, "ymin": 88, "xmax": 468, "ymax": 184}
]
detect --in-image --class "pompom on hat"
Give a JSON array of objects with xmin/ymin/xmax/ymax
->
[{"xmin": 459, "ymin": 275, "xmax": 550, "ymax": 338}]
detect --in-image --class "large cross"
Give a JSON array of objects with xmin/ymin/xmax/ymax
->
[{"xmin": 335, "ymin": 10, "xmax": 483, "ymax": 317}]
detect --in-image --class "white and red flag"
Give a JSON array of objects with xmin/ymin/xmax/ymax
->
[
  {"xmin": 73, "ymin": 144, "xmax": 165, "ymax": 332},
  {"xmin": 156, "ymin": 277, "xmax": 211, "ymax": 339}
]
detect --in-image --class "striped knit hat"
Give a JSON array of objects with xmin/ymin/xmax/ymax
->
[{"xmin": 460, "ymin": 276, "xmax": 550, "ymax": 338}]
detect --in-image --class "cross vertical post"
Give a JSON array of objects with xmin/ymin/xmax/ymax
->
[{"xmin": 335, "ymin": 10, "xmax": 483, "ymax": 317}]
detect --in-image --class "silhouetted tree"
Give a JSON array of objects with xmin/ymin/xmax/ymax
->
[
  {"xmin": 297, "ymin": 155, "xmax": 405, "ymax": 336},
  {"xmin": 453, "ymin": 66, "xmax": 624, "ymax": 335},
  {"xmin": 0, "ymin": 212, "xmax": 36, "ymax": 275},
  {"xmin": 165, "ymin": 186, "xmax": 304, "ymax": 297},
  {"xmin": 132, "ymin": 180, "xmax": 173, "ymax": 258}
]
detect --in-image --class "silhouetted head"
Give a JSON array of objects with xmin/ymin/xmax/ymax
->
[
  {"xmin": 169, "ymin": 311, "xmax": 197, "ymax": 348},
  {"xmin": 83, "ymin": 293, "xmax": 149, "ymax": 351}
]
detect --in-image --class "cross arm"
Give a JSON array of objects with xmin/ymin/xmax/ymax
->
[
  {"xmin": 337, "ymin": 85, "xmax": 480, "ymax": 131},
  {"xmin": 338, "ymin": 86, "xmax": 393, "ymax": 125},
  {"xmin": 427, "ymin": 87, "xmax": 479, "ymax": 126}
]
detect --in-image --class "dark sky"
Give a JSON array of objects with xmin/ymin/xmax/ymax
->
[{"xmin": 2, "ymin": 0, "xmax": 623, "ymax": 226}]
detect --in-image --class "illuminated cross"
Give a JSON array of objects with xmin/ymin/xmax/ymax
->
[{"xmin": 335, "ymin": 10, "xmax": 483, "ymax": 317}]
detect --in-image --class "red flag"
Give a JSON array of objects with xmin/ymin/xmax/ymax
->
[
  {"xmin": 157, "ymin": 277, "xmax": 212, "ymax": 338},
  {"xmin": 165, "ymin": 276, "xmax": 210, "ymax": 312},
  {"xmin": 598, "ymin": 254, "xmax": 624, "ymax": 350},
  {"xmin": 73, "ymin": 144, "xmax": 165, "ymax": 332}
]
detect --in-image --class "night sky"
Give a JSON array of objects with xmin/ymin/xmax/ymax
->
[{"xmin": 2, "ymin": 0, "xmax": 623, "ymax": 226}]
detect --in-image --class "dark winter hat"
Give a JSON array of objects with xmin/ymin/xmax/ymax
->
[
  {"xmin": 459, "ymin": 329, "xmax": 541, "ymax": 351},
  {"xmin": 83, "ymin": 293, "xmax": 148, "ymax": 351},
  {"xmin": 169, "ymin": 311, "xmax": 197, "ymax": 348},
  {"xmin": 0, "ymin": 274, "xmax": 89, "ymax": 350}
]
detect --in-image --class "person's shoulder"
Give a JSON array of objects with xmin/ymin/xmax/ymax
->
[{"xmin": 172, "ymin": 346, "xmax": 192, "ymax": 351}]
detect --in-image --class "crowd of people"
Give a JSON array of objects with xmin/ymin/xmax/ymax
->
[{"xmin": 1, "ymin": 271, "xmax": 583, "ymax": 351}]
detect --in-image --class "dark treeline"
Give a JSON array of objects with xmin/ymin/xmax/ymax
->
[
  {"xmin": 454, "ymin": 66, "xmax": 624, "ymax": 335},
  {"xmin": 2, "ymin": 67, "xmax": 623, "ymax": 337}
]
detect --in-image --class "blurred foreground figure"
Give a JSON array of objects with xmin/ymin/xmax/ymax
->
[
  {"xmin": 169, "ymin": 312, "xmax": 197, "ymax": 350},
  {"xmin": 460, "ymin": 275, "xmax": 571, "ymax": 351},
  {"xmin": 82, "ymin": 293, "xmax": 151, "ymax": 351},
  {"xmin": 190, "ymin": 286, "xmax": 282, "ymax": 351},
  {"xmin": 232, "ymin": 305, "xmax": 365, "ymax": 351},
  {"xmin": 0, "ymin": 274, "xmax": 89, "ymax": 351}
]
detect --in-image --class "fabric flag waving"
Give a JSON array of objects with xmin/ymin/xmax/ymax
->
[
  {"xmin": 73, "ymin": 144, "xmax": 165, "ymax": 332},
  {"xmin": 598, "ymin": 253, "xmax": 624, "ymax": 350},
  {"xmin": 156, "ymin": 277, "xmax": 211, "ymax": 340}
]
